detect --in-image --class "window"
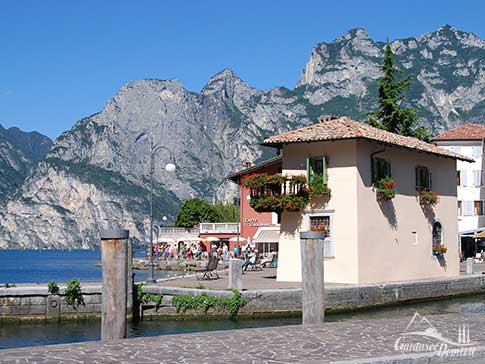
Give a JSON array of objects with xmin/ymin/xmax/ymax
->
[
  {"xmin": 458, "ymin": 201, "xmax": 462, "ymax": 216},
  {"xmin": 415, "ymin": 166, "xmax": 432, "ymax": 189},
  {"xmin": 472, "ymin": 146, "xmax": 482, "ymax": 158},
  {"xmin": 307, "ymin": 156, "xmax": 327, "ymax": 183},
  {"xmin": 310, "ymin": 216, "xmax": 331, "ymax": 237},
  {"xmin": 432, "ymin": 221, "xmax": 442, "ymax": 249},
  {"xmin": 460, "ymin": 170, "xmax": 468, "ymax": 187},
  {"xmin": 457, "ymin": 171, "xmax": 461, "ymax": 186},
  {"xmin": 309, "ymin": 215, "xmax": 333, "ymax": 258},
  {"xmin": 463, "ymin": 201, "xmax": 474, "ymax": 216},
  {"xmin": 475, "ymin": 201, "xmax": 484, "ymax": 216},
  {"xmin": 473, "ymin": 170, "xmax": 482, "ymax": 186},
  {"xmin": 372, "ymin": 157, "xmax": 391, "ymax": 183},
  {"xmin": 450, "ymin": 146, "xmax": 461, "ymax": 154}
]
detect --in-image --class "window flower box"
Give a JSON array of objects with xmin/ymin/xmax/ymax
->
[
  {"xmin": 376, "ymin": 176, "xmax": 397, "ymax": 200},
  {"xmin": 432, "ymin": 245, "xmax": 447, "ymax": 256},
  {"xmin": 308, "ymin": 174, "xmax": 331, "ymax": 198},
  {"xmin": 419, "ymin": 189, "xmax": 439, "ymax": 207},
  {"xmin": 311, "ymin": 223, "xmax": 328, "ymax": 234}
]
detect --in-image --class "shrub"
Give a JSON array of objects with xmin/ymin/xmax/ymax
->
[
  {"xmin": 47, "ymin": 280, "xmax": 59, "ymax": 295},
  {"xmin": 64, "ymin": 279, "xmax": 84, "ymax": 307}
]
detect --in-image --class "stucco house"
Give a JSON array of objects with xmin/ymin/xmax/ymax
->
[{"xmin": 252, "ymin": 115, "xmax": 473, "ymax": 284}]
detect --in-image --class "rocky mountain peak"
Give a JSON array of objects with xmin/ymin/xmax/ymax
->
[
  {"xmin": 0, "ymin": 25, "xmax": 484, "ymax": 249},
  {"xmin": 202, "ymin": 68, "xmax": 258, "ymax": 106},
  {"xmin": 336, "ymin": 27, "xmax": 370, "ymax": 42}
]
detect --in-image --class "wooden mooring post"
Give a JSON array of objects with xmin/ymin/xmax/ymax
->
[
  {"xmin": 100, "ymin": 229, "xmax": 129, "ymax": 340},
  {"xmin": 300, "ymin": 231, "xmax": 325, "ymax": 325}
]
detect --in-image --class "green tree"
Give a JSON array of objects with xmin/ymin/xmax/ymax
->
[
  {"xmin": 175, "ymin": 198, "xmax": 222, "ymax": 228},
  {"xmin": 214, "ymin": 203, "xmax": 240, "ymax": 222},
  {"xmin": 367, "ymin": 43, "xmax": 431, "ymax": 141}
]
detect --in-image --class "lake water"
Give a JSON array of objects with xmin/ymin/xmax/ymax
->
[
  {"xmin": 0, "ymin": 249, "xmax": 181, "ymax": 284},
  {"xmin": 1, "ymin": 292, "xmax": 485, "ymax": 350}
]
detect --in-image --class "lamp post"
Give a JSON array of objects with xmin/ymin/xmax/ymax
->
[{"xmin": 135, "ymin": 133, "xmax": 176, "ymax": 283}]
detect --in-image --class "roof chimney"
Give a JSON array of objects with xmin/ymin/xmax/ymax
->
[
  {"xmin": 319, "ymin": 115, "xmax": 339, "ymax": 123},
  {"xmin": 244, "ymin": 161, "xmax": 252, "ymax": 168}
]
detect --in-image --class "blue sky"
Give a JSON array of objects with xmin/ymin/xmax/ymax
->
[{"xmin": 1, "ymin": 0, "xmax": 483, "ymax": 139}]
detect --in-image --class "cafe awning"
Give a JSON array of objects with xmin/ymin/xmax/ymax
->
[
  {"xmin": 253, "ymin": 227, "xmax": 280, "ymax": 243},
  {"xmin": 473, "ymin": 231, "xmax": 485, "ymax": 239}
]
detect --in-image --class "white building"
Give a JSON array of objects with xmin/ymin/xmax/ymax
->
[{"xmin": 434, "ymin": 124, "xmax": 485, "ymax": 257}]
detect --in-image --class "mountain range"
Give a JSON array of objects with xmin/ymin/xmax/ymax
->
[{"xmin": 0, "ymin": 25, "xmax": 483, "ymax": 248}]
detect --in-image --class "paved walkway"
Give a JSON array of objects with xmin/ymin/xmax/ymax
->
[
  {"xmin": 1, "ymin": 312, "xmax": 484, "ymax": 364},
  {"xmin": 159, "ymin": 267, "xmax": 348, "ymax": 290}
]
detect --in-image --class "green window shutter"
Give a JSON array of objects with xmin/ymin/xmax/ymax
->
[
  {"xmin": 322, "ymin": 157, "xmax": 328, "ymax": 184},
  {"xmin": 428, "ymin": 169, "xmax": 432, "ymax": 189},
  {"xmin": 415, "ymin": 167, "xmax": 421, "ymax": 189},
  {"xmin": 372, "ymin": 158, "xmax": 378, "ymax": 183},
  {"xmin": 386, "ymin": 161, "xmax": 391, "ymax": 178},
  {"xmin": 306, "ymin": 158, "xmax": 312, "ymax": 183}
]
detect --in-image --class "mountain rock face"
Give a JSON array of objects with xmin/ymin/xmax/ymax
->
[
  {"xmin": 0, "ymin": 125, "xmax": 52, "ymax": 203},
  {"xmin": 0, "ymin": 25, "xmax": 484, "ymax": 248}
]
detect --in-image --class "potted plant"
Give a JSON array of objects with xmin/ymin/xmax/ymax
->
[
  {"xmin": 419, "ymin": 189, "xmax": 439, "ymax": 207},
  {"xmin": 376, "ymin": 176, "xmax": 397, "ymax": 200},
  {"xmin": 311, "ymin": 223, "xmax": 327, "ymax": 234},
  {"xmin": 432, "ymin": 245, "xmax": 447, "ymax": 256},
  {"xmin": 308, "ymin": 174, "xmax": 331, "ymax": 198}
]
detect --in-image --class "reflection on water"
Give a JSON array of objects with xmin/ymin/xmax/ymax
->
[{"xmin": 1, "ymin": 293, "xmax": 484, "ymax": 350}]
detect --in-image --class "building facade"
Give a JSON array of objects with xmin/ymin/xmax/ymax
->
[
  {"xmin": 228, "ymin": 157, "xmax": 281, "ymax": 254},
  {"xmin": 434, "ymin": 124, "xmax": 485, "ymax": 258},
  {"xmin": 434, "ymin": 124, "xmax": 485, "ymax": 232},
  {"xmin": 257, "ymin": 116, "xmax": 471, "ymax": 284}
]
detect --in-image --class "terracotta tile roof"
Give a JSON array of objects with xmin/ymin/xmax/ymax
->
[
  {"xmin": 263, "ymin": 116, "xmax": 473, "ymax": 162},
  {"xmin": 433, "ymin": 123, "xmax": 485, "ymax": 141}
]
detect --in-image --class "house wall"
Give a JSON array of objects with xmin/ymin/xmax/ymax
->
[
  {"xmin": 277, "ymin": 140, "xmax": 359, "ymax": 283},
  {"xmin": 355, "ymin": 140, "xmax": 460, "ymax": 283}
]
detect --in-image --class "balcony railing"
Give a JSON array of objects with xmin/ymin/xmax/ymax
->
[
  {"xmin": 199, "ymin": 223, "xmax": 240, "ymax": 234},
  {"xmin": 242, "ymin": 173, "xmax": 331, "ymax": 213},
  {"xmin": 159, "ymin": 227, "xmax": 199, "ymax": 234}
]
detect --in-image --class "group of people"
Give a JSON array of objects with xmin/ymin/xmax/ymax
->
[
  {"xmin": 146, "ymin": 241, "xmax": 277, "ymax": 269},
  {"xmin": 147, "ymin": 242, "xmax": 204, "ymax": 260}
]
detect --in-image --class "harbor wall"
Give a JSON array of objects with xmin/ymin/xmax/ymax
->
[{"xmin": 1, "ymin": 274, "xmax": 485, "ymax": 320}]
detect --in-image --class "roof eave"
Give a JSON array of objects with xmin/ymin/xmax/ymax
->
[{"xmin": 263, "ymin": 136, "xmax": 474, "ymax": 163}]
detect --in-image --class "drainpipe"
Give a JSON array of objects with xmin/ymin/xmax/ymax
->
[{"xmin": 370, "ymin": 146, "xmax": 387, "ymax": 185}]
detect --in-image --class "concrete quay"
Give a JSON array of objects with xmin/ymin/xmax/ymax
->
[
  {"xmin": 2, "ymin": 272, "xmax": 485, "ymax": 320},
  {"xmin": 1, "ymin": 312, "xmax": 484, "ymax": 364}
]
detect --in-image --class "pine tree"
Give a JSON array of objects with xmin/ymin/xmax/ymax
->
[{"xmin": 367, "ymin": 43, "xmax": 431, "ymax": 141}]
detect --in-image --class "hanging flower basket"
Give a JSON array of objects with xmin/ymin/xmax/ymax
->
[
  {"xmin": 376, "ymin": 176, "xmax": 397, "ymax": 200},
  {"xmin": 432, "ymin": 245, "xmax": 447, "ymax": 256},
  {"xmin": 419, "ymin": 189, "xmax": 439, "ymax": 207}
]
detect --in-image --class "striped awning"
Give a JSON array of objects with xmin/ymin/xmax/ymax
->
[{"xmin": 253, "ymin": 228, "xmax": 280, "ymax": 243}]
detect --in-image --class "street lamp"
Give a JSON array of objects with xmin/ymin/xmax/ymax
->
[{"xmin": 135, "ymin": 132, "xmax": 176, "ymax": 283}]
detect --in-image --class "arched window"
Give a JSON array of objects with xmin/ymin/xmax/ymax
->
[{"xmin": 432, "ymin": 221, "xmax": 442, "ymax": 248}]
